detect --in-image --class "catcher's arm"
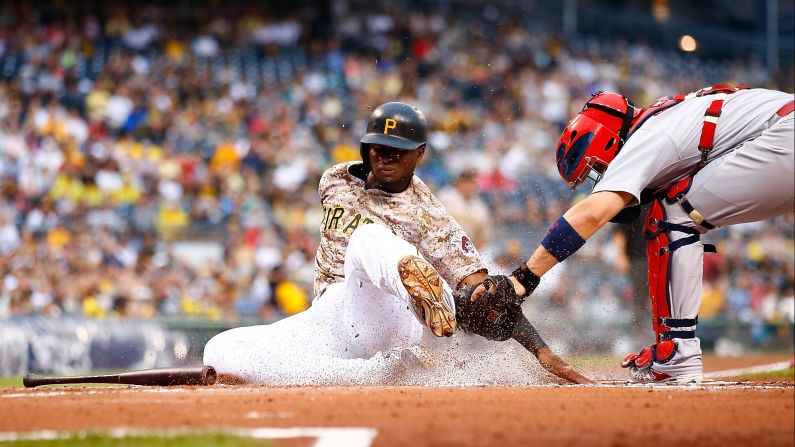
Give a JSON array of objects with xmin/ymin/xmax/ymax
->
[{"xmin": 512, "ymin": 315, "xmax": 593, "ymax": 384}]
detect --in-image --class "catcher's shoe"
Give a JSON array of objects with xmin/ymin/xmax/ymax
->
[
  {"xmin": 398, "ymin": 255, "xmax": 457, "ymax": 337},
  {"xmin": 621, "ymin": 340, "xmax": 702, "ymax": 384}
]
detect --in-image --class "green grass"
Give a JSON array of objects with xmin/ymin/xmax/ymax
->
[
  {"xmin": 0, "ymin": 371, "xmax": 136, "ymax": 389},
  {"xmin": 4, "ymin": 433, "xmax": 273, "ymax": 446},
  {"xmin": 0, "ymin": 376, "xmax": 128, "ymax": 389},
  {"xmin": 736, "ymin": 367, "xmax": 795, "ymax": 380},
  {"xmin": 566, "ymin": 354, "xmax": 620, "ymax": 369},
  {"xmin": 0, "ymin": 376, "xmax": 21, "ymax": 388}
]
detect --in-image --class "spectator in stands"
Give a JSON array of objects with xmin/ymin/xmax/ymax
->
[
  {"xmin": 437, "ymin": 169, "xmax": 491, "ymax": 250},
  {"xmin": 0, "ymin": 1, "xmax": 790, "ymax": 343}
]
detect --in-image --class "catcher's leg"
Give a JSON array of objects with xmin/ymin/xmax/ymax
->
[
  {"xmin": 624, "ymin": 117, "xmax": 794, "ymax": 382},
  {"xmin": 622, "ymin": 196, "xmax": 705, "ymax": 383},
  {"xmin": 344, "ymin": 224, "xmax": 456, "ymax": 341}
]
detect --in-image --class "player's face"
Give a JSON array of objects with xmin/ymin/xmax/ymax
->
[{"xmin": 367, "ymin": 144, "xmax": 424, "ymax": 191}]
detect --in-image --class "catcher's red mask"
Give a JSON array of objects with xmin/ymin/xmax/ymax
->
[{"xmin": 556, "ymin": 92, "xmax": 637, "ymax": 189}]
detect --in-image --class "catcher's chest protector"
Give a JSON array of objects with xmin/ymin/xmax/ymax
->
[{"xmin": 632, "ymin": 84, "xmax": 748, "ymax": 180}]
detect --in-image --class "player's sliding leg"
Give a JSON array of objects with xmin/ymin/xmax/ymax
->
[
  {"xmin": 201, "ymin": 223, "xmax": 458, "ymax": 384},
  {"xmin": 344, "ymin": 224, "xmax": 457, "ymax": 338},
  {"xmin": 202, "ymin": 303, "xmax": 396, "ymax": 385}
]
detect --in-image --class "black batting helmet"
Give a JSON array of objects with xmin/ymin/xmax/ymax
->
[{"xmin": 360, "ymin": 102, "xmax": 428, "ymax": 164}]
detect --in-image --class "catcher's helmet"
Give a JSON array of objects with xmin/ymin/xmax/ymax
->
[
  {"xmin": 556, "ymin": 92, "xmax": 638, "ymax": 189},
  {"xmin": 360, "ymin": 102, "xmax": 427, "ymax": 164}
]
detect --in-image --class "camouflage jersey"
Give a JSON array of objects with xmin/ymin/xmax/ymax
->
[{"xmin": 313, "ymin": 162, "xmax": 487, "ymax": 298}]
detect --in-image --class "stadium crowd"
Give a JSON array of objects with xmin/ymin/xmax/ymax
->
[{"xmin": 0, "ymin": 2, "xmax": 792, "ymax": 342}]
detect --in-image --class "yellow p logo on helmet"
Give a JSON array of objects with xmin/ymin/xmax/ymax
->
[{"xmin": 383, "ymin": 118, "xmax": 397, "ymax": 134}]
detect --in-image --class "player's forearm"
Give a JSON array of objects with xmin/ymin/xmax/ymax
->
[
  {"xmin": 511, "ymin": 191, "xmax": 633, "ymax": 295},
  {"xmin": 511, "ymin": 313, "xmax": 548, "ymax": 355},
  {"xmin": 512, "ymin": 314, "xmax": 593, "ymax": 384},
  {"xmin": 525, "ymin": 246, "xmax": 559, "ymax": 277},
  {"xmin": 530, "ymin": 191, "xmax": 631, "ymax": 271},
  {"xmin": 563, "ymin": 191, "xmax": 633, "ymax": 239}
]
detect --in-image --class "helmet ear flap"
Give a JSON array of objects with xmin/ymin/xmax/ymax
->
[{"xmin": 360, "ymin": 143, "xmax": 371, "ymax": 166}]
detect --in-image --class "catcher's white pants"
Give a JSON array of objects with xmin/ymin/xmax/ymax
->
[
  {"xmin": 654, "ymin": 113, "xmax": 793, "ymax": 377},
  {"xmin": 203, "ymin": 224, "xmax": 444, "ymax": 384}
]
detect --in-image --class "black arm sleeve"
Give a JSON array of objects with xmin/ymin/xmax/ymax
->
[{"xmin": 511, "ymin": 314, "xmax": 548, "ymax": 356}]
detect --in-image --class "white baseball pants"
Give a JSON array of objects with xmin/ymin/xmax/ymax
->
[{"xmin": 203, "ymin": 224, "xmax": 438, "ymax": 384}]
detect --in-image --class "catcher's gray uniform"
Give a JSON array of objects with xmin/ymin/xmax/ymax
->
[{"xmin": 594, "ymin": 88, "xmax": 794, "ymax": 377}]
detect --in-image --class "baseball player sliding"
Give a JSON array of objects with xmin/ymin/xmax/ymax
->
[
  {"xmin": 204, "ymin": 102, "xmax": 590, "ymax": 385},
  {"xmin": 472, "ymin": 85, "xmax": 794, "ymax": 383}
]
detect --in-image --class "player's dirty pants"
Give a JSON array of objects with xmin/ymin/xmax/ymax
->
[
  {"xmin": 654, "ymin": 113, "xmax": 794, "ymax": 377},
  {"xmin": 203, "ymin": 224, "xmax": 435, "ymax": 384}
]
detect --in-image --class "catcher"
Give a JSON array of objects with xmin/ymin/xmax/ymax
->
[
  {"xmin": 204, "ymin": 102, "xmax": 591, "ymax": 385},
  {"xmin": 472, "ymin": 85, "xmax": 793, "ymax": 383}
]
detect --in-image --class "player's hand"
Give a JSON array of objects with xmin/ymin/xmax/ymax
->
[
  {"xmin": 536, "ymin": 347, "xmax": 594, "ymax": 384},
  {"xmin": 453, "ymin": 275, "xmax": 524, "ymax": 342},
  {"xmin": 470, "ymin": 274, "xmax": 526, "ymax": 302}
]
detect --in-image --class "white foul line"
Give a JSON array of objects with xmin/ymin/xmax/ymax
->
[
  {"xmin": 704, "ymin": 360, "xmax": 794, "ymax": 379},
  {"xmin": 0, "ymin": 427, "xmax": 379, "ymax": 447},
  {"xmin": 245, "ymin": 427, "xmax": 378, "ymax": 447}
]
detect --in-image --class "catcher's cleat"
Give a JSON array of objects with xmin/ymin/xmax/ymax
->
[
  {"xmin": 622, "ymin": 341, "xmax": 702, "ymax": 384},
  {"xmin": 398, "ymin": 255, "xmax": 457, "ymax": 337},
  {"xmin": 627, "ymin": 365, "xmax": 701, "ymax": 384}
]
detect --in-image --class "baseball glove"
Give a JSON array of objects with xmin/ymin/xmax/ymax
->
[{"xmin": 453, "ymin": 275, "xmax": 524, "ymax": 342}]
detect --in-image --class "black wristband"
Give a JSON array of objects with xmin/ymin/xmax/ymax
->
[{"xmin": 511, "ymin": 264, "xmax": 540, "ymax": 297}]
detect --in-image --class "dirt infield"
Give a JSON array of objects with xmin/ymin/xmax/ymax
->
[{"xmin": 1, "ymin": 355, "xmax": 793, "ymax": 447}]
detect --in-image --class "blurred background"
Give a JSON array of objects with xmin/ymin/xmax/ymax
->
[{"xmin": 0, "ymin": 0, "xmax": 792, "ymax": 375}]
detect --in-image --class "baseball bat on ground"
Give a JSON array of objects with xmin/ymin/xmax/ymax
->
[{"xmin": 23, "ymin": 366, "xmax": 217, "ymax": 388}]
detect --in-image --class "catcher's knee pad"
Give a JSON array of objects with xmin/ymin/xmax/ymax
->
[
  {"xmin": 644, "ymin": 195, "xmax": 704, "ymax": 343},
  {"xmin": 644, "ymin": 200, "xmax": 677, "ymax": 342}
]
